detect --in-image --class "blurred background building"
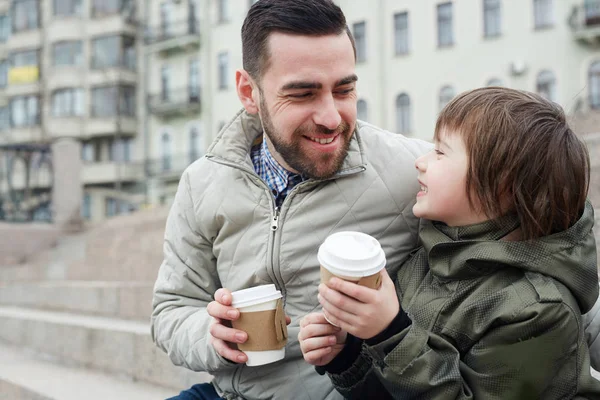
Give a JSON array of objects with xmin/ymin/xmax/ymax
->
[{"xmin": 0, "ymin": 0, "xmax": 597, "ymax": 221}]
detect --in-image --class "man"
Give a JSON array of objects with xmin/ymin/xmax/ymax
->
[{"xmin": 151, "ymin": 0, "xmax": 432, "ymax": 399}]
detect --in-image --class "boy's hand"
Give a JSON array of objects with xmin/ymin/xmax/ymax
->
[
  {"xmin": 318, "ymin": 268, "xmax": 399, "ymax": 339},
  {"xmin": 299, "ymin": 313, "xmax": 347, "ymax": 366}
]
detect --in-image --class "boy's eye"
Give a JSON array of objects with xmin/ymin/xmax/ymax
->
[{"xmin": 434, "ymin": 149, "xmax": 444, "ymax": 156}]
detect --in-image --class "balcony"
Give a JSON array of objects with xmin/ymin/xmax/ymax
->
[
  {"xmin": 82, "ymin": 161, "xmax": 144, "ymax": 185},
  {"xmin": 571, "ymin": 1, "xmax": 600, "ymax": 45},
  {"xmin": 145, "ymin": 152, "xmax": 200, "ymax": 181},
  {"xmin": 148, "ymin": 87, "xmax": 201, "ymax": 118},
  {"xmin": 145, "ymin": 19, "xmax": 200, "ymax": 55}
]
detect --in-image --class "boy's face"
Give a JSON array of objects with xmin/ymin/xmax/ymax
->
[{"xmin": 413, "ymin": 129, "xmax": 487, "ymax": 226}]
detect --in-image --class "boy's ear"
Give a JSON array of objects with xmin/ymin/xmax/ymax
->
[{"xmin": 236, "ymin": 69, "xmax": 259, "ymax": 114}]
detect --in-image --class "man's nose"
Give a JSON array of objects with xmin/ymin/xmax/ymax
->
[{"xmin": 313, "ymin": 95, "xmax": 342, "ymax": 131}]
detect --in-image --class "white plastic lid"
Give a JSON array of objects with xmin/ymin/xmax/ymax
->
[
  {"xmin": 317, "ymin": 231, "xmax": 386, "ymax": 278},
  {"xmin": 231, "ymin": 284, "xmax": 282, "ymax": 309}
]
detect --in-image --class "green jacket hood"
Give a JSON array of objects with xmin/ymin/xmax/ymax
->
[{"xmin": 421, "ymin": 201, "xmax": 599, "ymax": 313}]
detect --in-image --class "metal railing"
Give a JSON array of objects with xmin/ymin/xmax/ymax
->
[
  {"xmin": 147, "ymin": 87, "xmax": 201, "ymax": 114},
  {"xmin": 145, "ymin": 19, "xmax": 200, "ymax": 45},
  {"xmin": 570, "ymin": 1, "xmax": 600, "ymax": 31}
]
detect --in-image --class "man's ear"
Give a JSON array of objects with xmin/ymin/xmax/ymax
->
[{"xmin": 236, "ymin": 69, "xmax": 259, "ymax": 114}]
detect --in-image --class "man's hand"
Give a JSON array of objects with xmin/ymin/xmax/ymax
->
[
  {"xmin": 299, "ymin": 313, "xmax": 347, "ymax": 366},
  {"xmin": 207, "ymin": 288, "xmax": 249, "ymax": 363},
  {"xmin": 318, "ymin": 269, "xmax": 399, "ymax": 339},
  {"xmin": 208, "ymin": 288, "xmax": 293, "ymax": 364}
]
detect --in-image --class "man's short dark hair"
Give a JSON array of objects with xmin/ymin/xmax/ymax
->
[{"xmin": 242, "ymin": 0, "xmax": 356, "ymax": 82}]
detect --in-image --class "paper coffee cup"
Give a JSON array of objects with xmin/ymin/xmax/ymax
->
[
  {"xmin": 230, "ymin": 284, "xmax": 287, "ymax": 366},
  {"xmin": 318, "ymin": 231, "xmax": 386, "ymax": 325}
]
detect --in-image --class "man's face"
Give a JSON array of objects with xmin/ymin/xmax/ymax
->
[{"xmin": 255, "ymin": 32, "xmax": 357, "ymax": 179}]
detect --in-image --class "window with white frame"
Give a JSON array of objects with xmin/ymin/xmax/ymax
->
[
  {"xmin": 533, "ymin": 0, "xmax": 553, "ymax": 29},
  {"xmin": 0, "ymin": 60, "xmax": 7, "ymax": 88},
  {"xmin": 483, "ymin": 0, "xmax": 501, "ymax": 37},
  {"xmin": 353, "ymin": 21, "xmax": 367, "ymax": 63},
  {"xmin": 218, "ymin": 52, "xmax": 229, "ymax": 90},
  {"xmin": 81, "ymin": 193, "xmax": 91, "ymax": 220},
  {"xmin": 10, "ymin": 49, "xmax": 38, "ymax": 68},
  {"xmin": 218, "ymin": 0, "xmax": 229, "ymax": 23},
  {"xmin": 160, "ymin": 1, "xmax": 172, "ymax": 38},
  {"xmin": 0, "ymin": 15, "xmax": 10, "ymax": 43},
  {"xmin": 189, "ymin": 126, "xmax": 201, "ymax": 163},
  {"xmin": 394, "ymin": 12, "xmax": 409, "ymax": 55},
  {"xmin": 161, "ymin": 132, "xmax": 172, "ymax": 171},
  {"xmin": 53, "ymin": 41, "xmax": 83, "ymax": 66},
  {"xmin": 0, "ymin": 106, "xmax": 9, "ymax": 131},
  {"xmin": 189, "ymin": 59, "xmax": 200, "ymax": 100},
  {"xmin": 12, "ymin": 0, "xmax": 39, "ymax": 33},
  {"xmin": 54, "ymin": 0, "xmax": 83, "ymax": 16},
  {"xmin": 357, "ymin": 99, "xmax": 368, "ymax": 122},
  {"xmin": 52, "ymin": 88, "xmax": 84, "ymax": 117},
  {"xmin": 81, "ymin": 142, "xmax": 95, "ymax": 162},
  {"xmin": 590, "ymin": 61, "xmax": 600, "ymax": 109},
  {"xmin": 437, "ymin": 2, "xmax": 454, "ymax": 47},
  {"xmin": 10, "ymin": 95, "xmax": 39, "ymax": 127},
  {"xmin": 396, "ymin": 93, "xmax": 411, "ymax": 134},
  {"xmin": 161, "ymin": 65, "xmax": 170, "ymax": 101},
  {"xmin": 439, "ymin": 85, "xmax": 455, "ymax": 111},
  {"xmin": 536, "ymin": 70, "xmax": 557, "ymax": 102},
  {"xmin": 110, "ymin": 138, "xmax": 132, "ymax": 162}
]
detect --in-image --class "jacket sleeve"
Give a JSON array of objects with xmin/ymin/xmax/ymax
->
[
  {"xmin": 583, "ymin": 284, "xmax": 600, "ymax": 371},
  {"xmin": 150, "ymin": 169, "xmax": 234, "ymax": 374},
  {"xmin": 328, "ymin": 301, "xmax": 578, "ymax": 399}
]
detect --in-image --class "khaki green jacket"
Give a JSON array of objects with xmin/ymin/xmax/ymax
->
[
  {"xmin": 150, "ymin": 110, "xmax": 432, "ymax": 400},
  {"xmin": 330, "ymin": 202, "xmax": 600, "ymax": 399}
]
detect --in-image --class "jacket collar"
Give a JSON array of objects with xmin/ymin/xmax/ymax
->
[{"xmin": 205, "ymin": 109, "xmax": 366, "ymax": 178}]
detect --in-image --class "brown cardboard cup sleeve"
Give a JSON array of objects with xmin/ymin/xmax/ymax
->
[{"xmin": 232, "ymin": 299, "xmax": 288, "ymax": 352}]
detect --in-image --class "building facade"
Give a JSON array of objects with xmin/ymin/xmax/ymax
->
[{"xmin": 0, "ymin": 0, "xmax": 142, "ymax": 223}]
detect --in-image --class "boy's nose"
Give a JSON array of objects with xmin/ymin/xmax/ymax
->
[{"xmin": 415, "ymin": 156, "xmax": 427, "ymax": 171}]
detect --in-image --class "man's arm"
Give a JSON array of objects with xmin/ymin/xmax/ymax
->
[{"xmin": 150, "ymin": 169, "xmax": 242, "ymax": 373}]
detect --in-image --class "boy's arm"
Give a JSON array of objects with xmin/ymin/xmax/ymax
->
[
  {"xmin": 328, "ymin": 301, "xmax": 577, "ymax": 399},
  {"xmin": 151, "ymin": 169, "xmax": 236, "ymax": 374}
]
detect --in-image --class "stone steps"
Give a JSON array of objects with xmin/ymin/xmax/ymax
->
[
  {"xmin": 0, "ymin": 281, "xmax": 153, "ymax": 321},
  {"xmin": 0, "ymin": 343, "xmax": 175, "ymax": 400},
  {"xmin": 0, "ymin": 306, "xmax": 210, "ymax": 391}
]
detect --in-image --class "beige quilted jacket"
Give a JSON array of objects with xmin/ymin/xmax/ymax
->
[{"xmin": 151, "ymin": 109, "xmax": 432, "ymax": 400}]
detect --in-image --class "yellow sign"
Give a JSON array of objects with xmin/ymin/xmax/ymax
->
[{"xmin": 8, "ymin": 66, "xmax": 39, "ymax": 84}]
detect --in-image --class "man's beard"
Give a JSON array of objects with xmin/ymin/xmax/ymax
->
[{"xmin": 259, "ymin": 97, "xmax": 352, "ymax": 180}]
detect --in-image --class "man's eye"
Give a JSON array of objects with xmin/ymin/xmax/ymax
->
[
  {"xmin": 288, "ymin": 92, "xmax": 312, "ymax": 99},
  {"xmin": 337, "ymin": 88, "xmax": 354, "ymax": 95}
]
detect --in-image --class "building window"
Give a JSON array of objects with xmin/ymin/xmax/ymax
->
[
  {"xmin": 91, "ymin": 85, "xmax": 136, "ymax": 117},
  {"xmin": 394, "ymin": 12, "xmax": 409, "ymax": 55},
  {"xmin": 533, "ymin": 0, "xmax": 553, "ymax": 29},
  {"xmin": 357, "ymin": 99, "xmax": 368, "ymax": 121},
  {"xmin": 217, "ymin": 0, "xmax": 229, "ymax": 23},
  {"xmin": 110, "ymin": 138, "xmax": 132, "ymax": 162},
  {"xmin": 52, "ymin": 88, "xmax": 84, "ymax": 117},
  {"xmin": 218, "ymin": 52, "xmax": 229, "ymax": 90},
  {"xmin": 0, "ymin": 106, "xmax": 9, "ymax": 131},
  {"xmin": 189, "ymin": 127, "xmax": 200, "ymax": 163},
  {"xmin": 396, "ymin": 93, "xmax": 411, "ymax": 134},
  {"xmin": 82, "ymin": 193, "xmax": 91, "ymax": 220},
  {"xmin": 10, "ymin": 49, "xmax": 38, "ymax": 68},
  {"xmin": 12, "ymin": 0, "xmax": 39, "ymax": 33},
  {"xmin": 590, "ymin": 61, "xmax": 600, "ymax": 109},
  {"xmin": 161, "ymin": 132, "xmax": 171, "ymax": 172},
  {"xmin": 439, "ymin": 85, "xmax": 455, "ymax": 111},
  {"xmin": 189, "ymin": 59, "xmax": 200, "ymax": 101},
  {"xmin": 483, "ymin": 0, "xmax": 501, "ymax": 37},
  {"xmin": 487, "ymin": 77, "xmax": 503, "ymax": 86},
  {"xmin": 0, "ymin": 60, "xmax": 7, "ymax": 87},
  {"xmin": 91, "ymin": 35, "xmax": 136, "ymax": 70},
  {"xmin": 10, "ymin": 95, "xmax": 39, "ymax": 127},
  {"xmin": 53, "ymin": 41, "xmax": 83, "ymax": 66},
  {"xmin": 92, "ymin": 0, "xmax": 133, "ymax": 18},
  {"xmin": 160, "ymin": 1, "xmax": 172, "ymax": 38},
  {"xmin": 353, "ymin": 21, "xmax": 367, "ymax": 63},
  {"xmin": 105, "ymin": 197, "xmax": 118, "ymax": 217},
  {"xmin": 81, "ymin": 142, "xmax": 95, "ymax": 162},
  {"xmin": 161, "ymin": 65, "xmax": 170, "ymax": 101},
  {"xmin": 437, "ymin": 2, "xmax": 454, "ymax": 47},
  {"xmin": 0, "ymin": 15, "xmax": 10, "ymax": 42},
  {"xmin": 536, "ymin": 70, "xmax": 556, "ymax": 102},
  {"xmin": 188, "ymin": 0, "xmax": 198, "ymax": 34},
  {"xmin": 54, "ymin": 0, "xmax": 82, "ymax": 16},
  {"xmin": 585, "ymin": 1, "xmax": 600, "ymax": 25}
]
